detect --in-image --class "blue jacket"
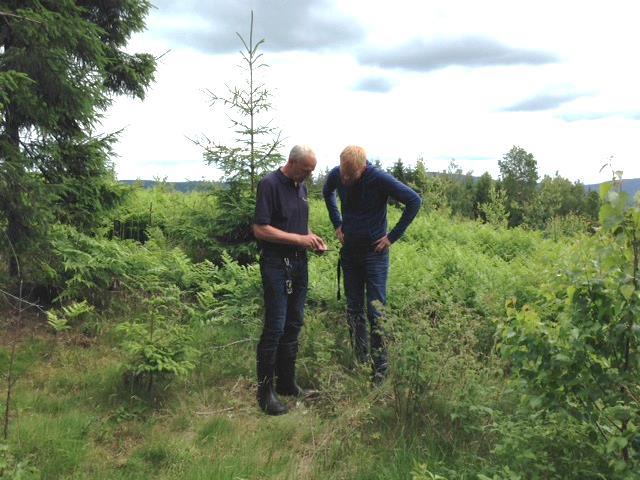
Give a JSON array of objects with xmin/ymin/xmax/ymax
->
[{"xmin": 322, "ymin": 162, "xmax": 422, "ymax": 246}]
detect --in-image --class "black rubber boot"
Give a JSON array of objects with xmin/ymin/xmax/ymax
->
[
  {"xmin": 257, "ymin": 348, "xmax": 288, "ymax": 415},
  {"xmin": 370, "ymin": 319, "xmax": 389, "ymax": 386},
  {"xmin": 275, "ymin": 341, "xmax": 319, "ymax": 399},
  {"xmin": 347, "ymin": 310, "xmax": 369, "ymax": 364}
]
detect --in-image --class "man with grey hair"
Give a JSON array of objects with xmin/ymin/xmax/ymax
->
[{"xmin": 252, "ymin": 145, "xmax": 327, "ymax": 415}]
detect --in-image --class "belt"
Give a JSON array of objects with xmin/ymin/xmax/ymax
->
[{"xmin": 260, "ymin": 249, "xmax": 307, "ymax": 260}]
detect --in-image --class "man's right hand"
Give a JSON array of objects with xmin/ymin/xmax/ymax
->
[
  {"xmin": 335, "ymin": 226, "xmax": 344, "ymax": 245},
  {"xmin": 298, "ymin": 233, "xmax": 327, "ymax": 252}
]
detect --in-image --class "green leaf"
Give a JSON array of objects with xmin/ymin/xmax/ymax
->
[
  {"xmin": 620, "ymin": 284, "xmax": 635, "ymax": 300},
  {"xmin": 606, "ymin": 435, "xmax": 628, "ymax": 454}
]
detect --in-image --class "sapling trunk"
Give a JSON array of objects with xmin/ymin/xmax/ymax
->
[{"xmin": 3, "ymin": 234, "xmax": 23, "ymax": 440}]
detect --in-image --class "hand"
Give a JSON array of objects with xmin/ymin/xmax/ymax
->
[
  {"xmin": 373, "ymin": 235, "xmax": 391, "ymax": 253},
  {"xmin": 335, "ymin": 226, "xmax": 344, "ymax": 245},
  {"xmin": 313, "ymin": 234, "xmax": 329, "ymax": 254},
  {"xmin": 299, "ymin": 233, "xmax": 327, "ymax": 252}
]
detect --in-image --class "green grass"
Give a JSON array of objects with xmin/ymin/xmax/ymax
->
[{"xmin": 0, "ymin": 205, "xmax": 598, "ymax": 479}]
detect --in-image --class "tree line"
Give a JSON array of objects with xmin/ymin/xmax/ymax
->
[{"xmin": 310, "ymin": 146, "xmax": 600, "ymax": 229}]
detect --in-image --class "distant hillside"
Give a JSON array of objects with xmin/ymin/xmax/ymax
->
[
  {"xmin": 119, "ymin": 177, "xmax": 640, "ymax": 198},
  {"xmin": 585, "ymin": 178, "xmax": 640, "ymax": 198},
  {"xmin": 119, "ymin": 180, "xmax": 225, "ymax": 193}
]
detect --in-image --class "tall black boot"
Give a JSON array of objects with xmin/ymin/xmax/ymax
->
[
  {"xmin": 257, "ymin": 347, "xmax": 288, "ymax": 415},
  {"xmin": 275, "ymin": 341, "xmax": 318, "ymax": 398},
  {"xmin": 347, "ymin": 310, "xmax": 369, "ymax": 363},
  {"xmin": 370, "ymin": 317, "xmax": 389, "ymax": 386}
]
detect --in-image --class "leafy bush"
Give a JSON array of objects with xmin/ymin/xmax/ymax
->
[
  {"xmin": 543, "ymin": 213, "xmax": 592, "ymax": 240},
  {"xmin": 496, "ymin": 182, "xmax": 640, "ymax": 477},
  {"xmin": 384, "ymin": 297, "xmax": 485, "ymax": 427}
]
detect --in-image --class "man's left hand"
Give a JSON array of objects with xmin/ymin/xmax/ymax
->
[{"xmin": 373, "ymin": 235, "xmax": 391, "ymax": 252}]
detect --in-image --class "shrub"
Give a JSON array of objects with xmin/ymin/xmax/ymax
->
[
  {"xmin": 117, "ymin": 286, "xmax": 199, "ymax": 392},
  {"xmin": 496, "ymin": 182, "xmax": 640, "ymax": 477}
]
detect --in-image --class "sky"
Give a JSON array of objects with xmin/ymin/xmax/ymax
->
[{"xmin": 100, "ymin": 0, "xmax": 640, "ymax": 184}]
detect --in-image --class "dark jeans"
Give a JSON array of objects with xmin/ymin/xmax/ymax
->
[
  {"xmin": 257, "ymin": 252, "xmax": 308, "ymax": 359},
  {"xmin": 341, "ymin": 247, "xmax": 389, "ymax": 375}
]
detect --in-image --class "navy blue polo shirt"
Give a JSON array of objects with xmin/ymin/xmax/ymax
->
[{"xmin": 254, "ymin": 168, "xmax": 309, "ymax": 255}]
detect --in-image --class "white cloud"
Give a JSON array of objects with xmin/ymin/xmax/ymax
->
[{"xmin": 101, "ymin": 0, "xmax": 640, "ymax": 184}]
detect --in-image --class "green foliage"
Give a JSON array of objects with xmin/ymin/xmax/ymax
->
[
  {"xmin": 50, "ymin": 224, "xmax": 194, "ymax": 304},
  {"xmin": 498, "ymin": 146, "xmax": 539, "ymax": 227},
  {"xmin": 496, "ymin": 179, "xmax": 640, "ymax": 476},
  {"xmin": 384, "ymin": 296, "xmax": 485, "ymax": 427},
  {"xmin": 117, "ymin": 287, "xmax": 199, "ymax": 390},
  {"xmin": 414, "ymin": 160, "xmax": 476, "ymax": 218},
  {"xmin": 0, "ymin": 443, "xmax": 40, "ymax": 479},
  {"xmin": 0, "ymin": 0, "xmax": 155, "ymax": 280},
  {"xmin": 480, "ymin": 183, "xmax": 509, "ymax": 228},
  {"xmin": 45, "ymin": 311, "xmax": 70, "ymax": 334},
  {"xmin": 411, "ymin": 157, "xmax": 429, "ymax": 194},
  {"xmin": 485, "ymin": 402, "xmax": 609, "ymax": 479},
  {"xmin": 4, "ymin": 184, "xmax": 637, "ymax": 478},
  {"xmin": 46, "ymin": 300, "xmax": 95, "ymax": 335},
  {"xmin": 527, "ymin": 174, "xmax": 599, "ymax": 230},
  {"xmin": 106, "ymin": 180, "xmax": 215, "ymax": 257},
  {"xmin": 0, "ymin": 71, "xmax": 33, "ymax": 111},
  {"xmin": 205, "ymin": 188, "xmax": 259, "ymax": 264},
  {"xmin": 472, "ymin": 171, "xmax": 493, "ymax": 220},
  {"xmin": 188, "ymin": 12, "xmax": 284, "ymax": 262},
  {"xmin": 390, "ymin": 158, "xmax": 408, "ymax": 184},
  {"xmin": 543, "ymin": 212, "xmax": 592, "ymax": 240},
  {"xmin": 192, "ymin": 252, "xmax": 262, "ymax": 328},
  {"xmin": 411, "ymin": 463, "xmax": 449, "ymax": 480}
]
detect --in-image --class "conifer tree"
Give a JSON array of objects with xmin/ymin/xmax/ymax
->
[
  {"xmin": 0, "ymin": 0, "xmax": 156, "ymax": 277},
  {"xmin": 193, "ymin": 11, "xmax": 283, "ymax": 263},
  {"xmin": 198, "ymin": 11, "xmax": 283, "ymax": 195}
]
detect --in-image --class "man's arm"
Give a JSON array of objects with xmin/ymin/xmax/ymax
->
[
  {"xmin": 322, "ymin": 168, "xmax": 345, "ymax": 244},
  {"xmin": 382, "ymin": 173, "xmax": 422, "ymax": 243},
  {"xmin": 322, "ymin": 168, "xmax": 342, "ymax": 229},
  {"xmin": 253, "ymin": 224, "xmax": 326, "ymax": 251}
]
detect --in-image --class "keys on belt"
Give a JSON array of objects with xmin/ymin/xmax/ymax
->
[{"xmin": 283, "ymin": 257, "xmax": 293, "ymax": 295}]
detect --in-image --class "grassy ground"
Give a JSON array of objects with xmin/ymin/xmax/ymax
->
[
  {"xmin": 1, "ymin": 207, "xmax": 580, "ymax": 479},
  {"xmin": 2, "ymin": 318, "xmax": 473, "ymax": 480}
]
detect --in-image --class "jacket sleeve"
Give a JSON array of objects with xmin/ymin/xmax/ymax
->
[
  {"xmin": 322, "ymin": 168, "xmax": 343, "ymax": 229},
  {"xmin": 382, "ymin": 173, "xmax": 422, "ymax": 243}
]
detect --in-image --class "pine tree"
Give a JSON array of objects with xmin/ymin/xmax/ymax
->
[
  {"xmin": 197, "ymin": 11, "xmax": 284, "ymax": 195},
  {"xmin": 412, "ymin": 157, "xmax": 429, "ymax": 193},
  {"xmin": 0, "ymin": 1, "xmax": 156, "ymax": 278},
  {"xmin": 473, "ymin": 172, "xmax": 493, "ymax": 220},
  {"xmin": 191, "ymin": 11, "xmax": 284, "ymax": 264},
  {"xmin": 391, "ymin": 158, "xmax": 407, "ymax": 183}
]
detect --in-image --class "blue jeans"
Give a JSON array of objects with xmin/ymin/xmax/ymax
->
[
  {"xmin": 341, "ymin": 247, "xmax": 389, "ymax": 375},
  {"xmin": 257, "ymin": 252, "xmax": 308, "ymax": 360}
]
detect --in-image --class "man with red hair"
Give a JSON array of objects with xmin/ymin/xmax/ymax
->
[{"xmin": 323, "ymin": 146, "xmax": 421, "ymax": 384}]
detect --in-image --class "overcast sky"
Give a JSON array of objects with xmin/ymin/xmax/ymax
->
[{"xmin": 100, "ymin": 0, "xmax": 640, "ymax": 184}]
